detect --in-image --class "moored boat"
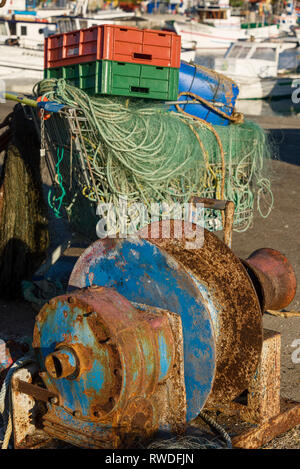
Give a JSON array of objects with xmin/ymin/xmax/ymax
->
[{"xmin": 214, "ymin": 40, "xmax": 300, "ymax": 99}]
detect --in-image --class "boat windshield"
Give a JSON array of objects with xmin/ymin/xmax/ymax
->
[
  {"xmin": 250, "ymin": 47, "xmax": 276, "ymax": 61},
  {"xmin": 226, "ymin": 44, "xmax": 252, "ymax": 58},
  {"xmin": 57, "ymin": 19, "xmax": 77, "ymax": 33}
]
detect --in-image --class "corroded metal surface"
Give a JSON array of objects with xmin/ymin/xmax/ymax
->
[
  {"xmin": 206, "ymin": 329, "xmax": 281, "ymax": 425},
  {"xmin": 231, "ymin": 399, "xmax": 300, "ymax": 449},
  {"xmin": 133, "ymin": 304, "xmax": 187, "ymax": 436},
  {"xmin": 138, "ymin": 221, "xmax": 263, "ymax": 405},
  {"xmin": 68, "ymin": 220, "xmax": 263, "ymax": 408},
  {"xmin": 14, "ymin": 379, "xmax": 58, "ymax": 404},
  {"xmin": 203, "ymin": 328, "xmax": 300, "ymax": 448},
  {"xmin": 68, "ymin": 234, "xmax": 216, "ymax": 420},
  {"xmin": 118, "ymin": 397, "xmax": 155, "ymax": 447},
  {"xmin": 244, "ymin": 248, "xmax": 297, "ymax": 311},
  {"xmin": 42, "ymin": 404, "xmax": 121, "ymax": 449},
  {"xmin": 41, "ymin": 305, "xmax": 186, "ymax": 449},
  {"xmin": 34, "ymin": 287, "xmax": 175, "ymax": 421},
  {"xmin": 45, "ymin": 349, "xmax": 78, "ymax": 380},
  {"xmin": 33, "ymin": 287, "xmax": 185, "ymax": 448},
  {"xmin": 11, "ymin": 364, "xmax": 51, "ymax": 449},
  {"xmin": 189, "ymin": 197, "xmax": 235, "ymax": 248}
]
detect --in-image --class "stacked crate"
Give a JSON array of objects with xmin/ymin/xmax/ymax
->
[{"xmin": 44, "ymin": 25, "xmax": 181, "ymax": 100}]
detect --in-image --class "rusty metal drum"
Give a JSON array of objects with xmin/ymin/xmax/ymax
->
[
  {"xmin": 33, "ymin": 286, "xmax": 178, "ymax": 446},
  {"xmin": 68, "ymin": 221, "xmax": 263, "ymax": 417}
]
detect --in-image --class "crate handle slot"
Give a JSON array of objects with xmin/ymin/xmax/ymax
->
[
  {"xmin": 130, "ymin": 86, "xmax": 150, "ymax": 94},
  {"xmin": 158, "ymin": 33, "xmax": 166, "ymax": 36},
  {"xmin": 117, "ymin": 62, "xmax": 126, "ymax": 66},
  {"xmin": 133, "ymin": 53, "xmax": 152, "ymax": 60},
  {"xmin": 120, "ymin": 28, "xmax": 128, "ymax": 32}
]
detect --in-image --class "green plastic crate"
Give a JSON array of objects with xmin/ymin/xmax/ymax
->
[
  {"xmin": 44, "ymin": 67, "xmax": 63, "ymax": 79},
  {"xmin": 45, "ymin": 60, "xmax": 179, "ymax": 100},
  {"xmin": 45, "ymin": 66, "xmax": 80, "ymax": 88}
]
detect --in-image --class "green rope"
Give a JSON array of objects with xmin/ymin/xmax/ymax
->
[
  {"xmin": 35, "ymin": 79, "xmax": 274, "ymax": 236},
  {"xmin": 47, "ymin": 147, "xmax": 66, "ymax": 219}
]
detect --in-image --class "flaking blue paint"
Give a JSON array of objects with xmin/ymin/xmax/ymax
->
[
  {"xmin": 37, "ymin": 301, "xmax": 111, "ymax": 417},
  {"xmin": 68, "ymin": 238, "xmax": 216, "ymax": 421},
  {"xmin": 158, "ymin": 333, "xmax": 170, "ymax": 381}
]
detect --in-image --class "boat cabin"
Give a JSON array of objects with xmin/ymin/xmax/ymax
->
[
  {"xmin": 0, "ymin": 17, "xmax": 56, "ymax": 49},
  {"xmin": 217, "ymin": 40, "xmax": 300, "ymax": 76},
  {"xmin": 197, "ymin": 7, "xmax": 232, "ymax": 21}
]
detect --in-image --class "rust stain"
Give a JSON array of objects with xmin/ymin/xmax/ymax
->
[{"xmin": 138, "ymin": 220, "xmax": 263, "ymax": 404}]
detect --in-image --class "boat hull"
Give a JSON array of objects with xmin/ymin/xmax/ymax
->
[
  {"xmin": 228, "ymin": 75, "xmax": 297, "ymax": 99},
  {"xmin": 173, "ymin": 21, "xmax": 280, "ymax": 52}
]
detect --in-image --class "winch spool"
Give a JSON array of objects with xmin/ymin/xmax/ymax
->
[
  {"xmin": 243, "ymin": 248, "xmax": 297, "ymax": 312},
  {"xmin": 67, "ymin": 221, "xmax": 296, "ymax": 415},
  {"xmin": 30, "ymin": 220, "xmax": 296, "ymax": 448}
]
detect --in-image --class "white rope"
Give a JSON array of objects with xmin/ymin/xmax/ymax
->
[{"xmin": 0, "ymin": 354, "xmax": 34, "ymax": 449}]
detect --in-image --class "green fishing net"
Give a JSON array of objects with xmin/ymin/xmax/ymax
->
[{"xmin": 35, "ymin": 78, "xmax": 274, "ymax": 240}]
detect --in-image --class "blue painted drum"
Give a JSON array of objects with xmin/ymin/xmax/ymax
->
[
  {"xmin": 34, "ymin": 286, "xmax": 177, "ymax": 425},
  {"xmin": 169, "ymin": 61, "xmax": 239, "ymax": 125},
  {"xmin": 68, "ymin": 237, "xmax": 216, "ymax": 422},
  {"xmin": 34, "ymin": 298, "xmax": 114, "ymax": 417}
]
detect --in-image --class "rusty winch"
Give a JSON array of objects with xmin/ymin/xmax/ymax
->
[{"xmin": 7, "ymin": 221, "xmax": 298, "ymax": 449}]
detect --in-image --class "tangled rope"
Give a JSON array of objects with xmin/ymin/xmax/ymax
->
[
  {"xmin": 198, "ymin": 410, "xmax": 232, "ymax": 449},
  {"xmin": 147, "ymin": 411, "xmax": 232, "ymax": 449},
  {"xmin": 175, "ymin": 91, "xmax": 244, "ymax": 125},
  {"xmin": 47, "ymin": 147, "xmax": 66, "ymax": 218},
  {"xmin": 34, "ymin": 78, "xmax": 274, "ymax": 236}
]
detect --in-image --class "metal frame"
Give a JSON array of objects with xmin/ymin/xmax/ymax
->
[
  {"xmin": 11, "ymin": 364, "xmax": 53, "ymax": 449},
  {"xmin": 204, "ymin": 328, "xmax": 300, "ymax": 449}
]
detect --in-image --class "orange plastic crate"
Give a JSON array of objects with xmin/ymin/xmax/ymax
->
[{"xmin": 44, "ymin": 24, "xmax": 181, "ymax": 69}]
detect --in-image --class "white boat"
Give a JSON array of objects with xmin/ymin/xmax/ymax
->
[
  {"xmin": 166, "ymin": 0, "xmax": 299, "ymax": 55},
  {"xmin": 277, "ymin": 11, "xmax": 299, "ymax": 33},
  {"xmin": 0, "ymin": 0, "xmax": 140, "ymax": 92},
  {"xmin": 170, "ymin": 18, "xmax": 281, "ymax": 53},
  {"xmin": 0, "ymin": 39, "xmax": 43, "ymax": 93},
  {"xmin": 0, "ymin": 17, "xmax": 57, "ymax": 48},
  {"xmin": 214, "ymin": 40, "xmax": 300, "ymax": 99}
]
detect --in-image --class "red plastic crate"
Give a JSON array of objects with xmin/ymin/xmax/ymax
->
[{"xmin": 44, "ymin": 25, "xmax": 181, "ymax": 69}]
